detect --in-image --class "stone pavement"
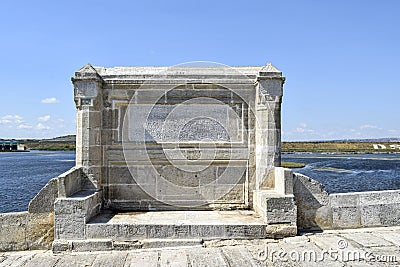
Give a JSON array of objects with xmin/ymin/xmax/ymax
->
[{"xmin": 1, "ymin": 226, "xmax": 399, "ymax": 267}]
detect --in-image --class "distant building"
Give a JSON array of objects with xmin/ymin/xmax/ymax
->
[{"xmin": 0, "ymin": 140, "xmax": 27, "ymax": 151}]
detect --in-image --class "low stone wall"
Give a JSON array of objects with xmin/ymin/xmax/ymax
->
[
  {"xmin": 330, "ymin": 189, "xmax": 400, "ymax": 228},
  {"xmin": 294, "ymin": 172, "xmax": 400, "ymax": 230},
  {"xmin": 1, "ymin": 167, "xmax": 399, "ymax": 252},
  {"xmin": 0, "ymin": 167, "xmax": 84, "ymax": 252},
  {"xmin": 0, "ymin": 212, "xmax": 54, "ymax": 251},
  {"xmin": 0, "ymin": 212, "xmax": 29, "ymax": 251},
  {"xmin": 293, "ymin": 173, "xmax": 332, "ymax": 230}
]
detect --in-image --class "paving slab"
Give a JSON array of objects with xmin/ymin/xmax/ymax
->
[
  {"xmin": 340, "ymin": 233, "xmax": 394, "ymax": 248},
  {"xmin": 371, "ymin": 231, "xmax": 400, "ymax": 246},
  {"xmin": 23, "ymin": 251, "xmax": 60, "ymax": 267},
  {"xmin": 309, "ymin": 234, "xmax": 364, "ymax": 251},
  {"xmin": 220, "ymin": 246, "xmax": 260, "ymax": 267},
  {"xmin": 91, "ymin": 251, "xmax": 128, "ymax": 267},
  {"xmin": 160, "ymin": 249, "xmax": 188, "ymax": 266},
  {"xmin": 186, "ymin": 247, "xmax": 228, "ymax": 267},
  {"xmin": 124, "ymin": 250, "xmax": 159, "ymax": 267},
  {"xmin": 0, "ymin": 251, "xmax": 37, "ymax": 267},
  {"xmin": 54, "ymin": 253, "xmax": 97, "ymax": 267}
]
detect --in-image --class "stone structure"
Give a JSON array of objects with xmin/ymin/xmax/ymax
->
[
  {"xmin": 71, "ymin": 63, "xmax": 287, "ymax": 208},
  {"xmin": 51, "ymin": 63, "xmax": 298, "ymax": 251}
]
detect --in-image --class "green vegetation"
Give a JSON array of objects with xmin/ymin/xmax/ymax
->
[
  {"xmin": 25, "ymin": 141, "xmax": 75, "ymax": 151},
  {"xmin": 281, "ymin": 161, "xmax": 306, "ymax": 168}
]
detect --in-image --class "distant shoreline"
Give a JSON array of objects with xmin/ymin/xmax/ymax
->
[
  {"xmin": 282, "ymin": 141, "xmax": 400, "ymax": 153},
  {"xmin": 20, "ymin": 139, "xmax": 400, "ymax": 153}
]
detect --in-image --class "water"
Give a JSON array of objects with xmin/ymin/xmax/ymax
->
[
  {"xmin": 0, "ymin": 151, "xmax": 75, "ymax": 213},
  {"xmin": 282, "ymin": 153, "xmax": 400, "ymax": 193},
  {"xmin": 0, "ymin": 151, "xmax": 399, "ymax": 213}
]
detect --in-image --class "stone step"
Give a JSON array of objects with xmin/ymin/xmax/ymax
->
[
  {"xmin": 85, "ymin": 210, "xmax": 269, "ymax": 240},
  {"xmin": 53, "ymin": 210, "xmax": 296, "ymax": 252}
]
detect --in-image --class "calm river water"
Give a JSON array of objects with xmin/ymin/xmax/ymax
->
[
  {"xmin": 282, "ymin": 153, "xmax": 400, "ymax": 193},
  {"xmin": 0, "ymin": 151, "xmax": 75, "ymax": 213},
  {"xmin": 0, "ymin": 151, "xmax": 399, "ymax": 212}
]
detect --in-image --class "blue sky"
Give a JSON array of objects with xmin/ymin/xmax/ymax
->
[{"xmin": 0, "ymin": 0, "xmax": 399, "ymax": 141}]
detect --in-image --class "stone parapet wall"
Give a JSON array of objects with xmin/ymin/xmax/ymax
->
[
  {"xmin": 294, "ymin": 172, "xmax": 400, "ymax": 230},
  {"xmin": 0, "ymin": 211, "xmax": 54, "ymax": 252},
  {"xmin": 330, "ymin": 189, "xmax": 400, "ymax": 229},
  {"xmin": 0, "ymin": 167, "xmax": 86, "ymax": 252}
]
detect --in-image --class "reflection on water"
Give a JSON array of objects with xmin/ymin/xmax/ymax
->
[
  {"xmin": 282, "ymin": 153, "xmax": 400, "ymax": 193},
  {"xmin": 0, "ymin": 151, "xmax": 75, "ymax": 213}
]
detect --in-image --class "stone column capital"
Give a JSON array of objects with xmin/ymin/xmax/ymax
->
[{"xmin": 72, "ymin": 64, "xmax": 104, "ymax": 110}]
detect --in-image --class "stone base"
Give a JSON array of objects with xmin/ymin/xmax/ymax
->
[
  {"xmin": 53, "ymin": 210, "xmax": 296, "ymax": 252},
  {"xmin": 53, "ymin": 238, "xmax": 204, "ymax": 253},
  {"xmin": 254, "ymin": 190, "xmax": 297, "ymax": 227}
]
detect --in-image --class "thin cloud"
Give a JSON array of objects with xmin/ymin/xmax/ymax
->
[
  {"xmin": 38, "ymin": 115, "xmax": 51, "ymax": 122},
  {"xmin": 295, "ymin": 123, "xmax": 315, "ymax": 133},
  {"xmin": 0, "ymin": 115, "xmax": 23, "ymax": 124},
  {"xmin": 41, "ymin": 97, "xmax": 59, "ymax": 104},
  {"xmin": 17, "ymin": 124, "xmax": 33, "ymax": 129},
  {"xmin": 36, "ymin": 123, "xmax": 50, "ymax": 130},
  {"xmin": 360, "ymin": 124, "xmax": 383, "ymax": 130}
]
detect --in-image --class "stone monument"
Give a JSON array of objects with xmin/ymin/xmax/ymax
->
[{"xmin": 53, "ymin": 62, "xmax": 297, "ymax": 252}]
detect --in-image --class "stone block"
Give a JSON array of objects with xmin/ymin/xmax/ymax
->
[
  {"xmin": 331, "ymin": 206, "xmax": 360, "ymax": 229},
  {"xmin": 108, "ymin": 166, "xmax": 135, "ymax": 184},
  {"xmin": 102, "ymin": 108, "xmax": 116, "ymax": 129},
  {"xmin": 216, "ymin": 166, "xmax": 247, "ymax": 184},
  {"xmin": 225, "ymin": 225, "xmax": 265, "ymax": 238},
  {"xmin": 264, "ymin": 224, "xmax": 297, "ymax": 238},
  {"xmin": 146, "ymin": 225, "xmax": 175, "ymax": 238},
  {"xmin": 359, "ymin": 190, "xmax": 400, "ymax": 205},
  {"xmin": 293, "ymin": 173, "xmax": 331, "ymax": 230},
  {"xmin": 52, "ymin": 239, "xmax": 70, "ymax": 253},
  {"xmin": 190, "ymin": 225, "xmax": 224, "ymax": 238},
  {"xmin": 330, "ymin": 193, "xmax": 359, "ymax": 208},
  {"xmin": 26, "ymin": 212, "xmax": 54, "ymax": 250},
  {"xmin": 101, "ymin": 129, "xmax": 118, "ymax": 145},
  {"xmin": 213, "ymin": 184, "xmax": 245, "ymax": 203},
  {"xmin": 361, "ymin": 204, "xmax": 400, "ymax": 226},
  {"xmin": 0, "ymin": 212, "xmax": 28, "ymax": 251},
  {"xmin": 54, "ymin": 190, "xmax": 101, "ymax": 240},
  {"xmin": 112, "ymin": 241, "xmax": 142, "ymax": 250},
  {"xmin": 107, "ymin": 184, "xmax": 155, "ymax": 202},
  {"xmin": 55, "ymin": 214, "xmax": 86, "ymax": 239},
  {"xmin": 254, "ymin": 190, "xmax": 297, "ymax": 226},
  {"xmin": 71, "ymin": 239, "xmax": 113, "ymax": 252},
  {"xmin": 57, "ymin": 167, "xmax": 83, "ymax": 198},
  {"xmin": 119, "ymin": 224, "xmax": 148, "ymax": 239},
  {"xmin": 274, "ymin": 167, "xmax": 293, "ymax": 195},
  {"xmin": 28, "ymin": 178, "xmax": 58, "ymax": 213},
  {"xmin": 264, "ymin": 195, "xmax": 297, "ymax": 225},
  {"xmin": 86, "ymin": 224, "xmax": 120, "ymax": 239}
]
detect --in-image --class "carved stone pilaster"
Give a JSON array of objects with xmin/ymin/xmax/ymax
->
[
  {"xmin": 255, "ymin": 63, "xmax": 285, "ymax": 190},
  {"xmin": 72, "ymin": 64, "xmax": 104, "ymax": 189}
]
